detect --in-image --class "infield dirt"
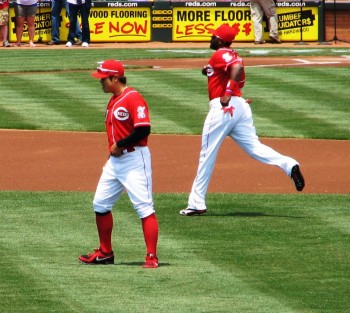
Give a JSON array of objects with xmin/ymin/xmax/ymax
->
[{"xmin": 1, "ymin": 47, "xmax": 349, "ymax": 194}]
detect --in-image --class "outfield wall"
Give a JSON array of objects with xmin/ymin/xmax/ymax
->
[
  {"xmin": 4, "ymin": 0, "xmax": 350, "ymax": 44},
  {"xmin": 324, "ymin": 1, "xmax": 350, "ymax": 42}
]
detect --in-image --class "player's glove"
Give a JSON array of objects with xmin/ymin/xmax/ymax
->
[{"xmin": 202, "ymin": 66, "xmax": 210, "ymax": 76}]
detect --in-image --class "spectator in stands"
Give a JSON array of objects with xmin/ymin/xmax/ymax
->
[
  {"xmin": 47, "ymin": 0, "xmax": 82, "ymax": 45},
  {"xmin": 66, "ymin": 0, "xmax": 91, "ymax": 48},
  {"xmin": 14, "ymin": 0, "xmax": 37, "ymax": 47},
  {"xmin": 250, "ymin": 0, "xmax": 281, "ymax": 44},
  {"xmin": 0, "ymin": 0, "xmax": 10, "ymax": 47}
]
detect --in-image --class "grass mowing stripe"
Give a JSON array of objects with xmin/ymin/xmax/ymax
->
[
  {"xmin": 0, "ymin": 105, "xmax": 37, "ymax": 129},
  {"xmin": 155, "ymin": 196, "xmax": 301, "ymax": 313},
  {"xmin": 301, "ymin": 67, "xmax": 350, "ymax": 99},
  {"xmin": 249, "ymin": 66, "xmax": 350, "ymax": 104},
  {"xmin": 161, "ymin": 193, "xmax": 350, "ymax": 312},
  {"xmin": 0, "ymin": 73, "xmax": 106, "ymax": 131},
  {"xmin": 239, "ymin": 47, "xmax": 350, "ymax": 57},
  {"xmin": 275, "ymin": 67, "xmax": 350, "ymax": 137},
  {"xmin": 1, "ymin": 48, "xmax": 349, "ymax": 73},
  {"xmin": 0, "ymin": 75, "xmax": 81, "ymax": 130},
  {"xmin": 259, "ymin": 67, "xmax": 350, "ymax": 113},
  {"xmin": 0, "ymin": 247, "xmax": 78, "ymax": 313},
  {"xmin": 245, "ymin": 67, "xmax": 350, "ymax": 139},
  {"xmin": 1, "ymin": 98, "xmax": 77, "ymax": 131},
  {"xmin": 129, "ymin": 70, "xmax": 208, "ymax": 134},
  {"xmin": 0, "ymin": 66, "xmax": 349, "ymax": 138},
  {"xmin": 0, "ymin": 192, "xmax": 349, "ymax": 312},
  {"xmin": 25, "ymin": 73, "xmax": 107, "ymax": 131},
  {"xmin": 0, "ymin": 49, "xmax": 210, "ymax": 73},
  {"xmin": 0, "ymin": 192, "xmax": 93, "ymax": 313},
  {"xmin": 2, "ymin": 70, "xmax": 208, "ymax": 134}
]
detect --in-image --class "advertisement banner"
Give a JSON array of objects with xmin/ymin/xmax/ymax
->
[
  {"xmin": 7, "ymin": 1, "xmax": 318, "ymax": 43},
  {"xmin": 89, "ymin": 6, "xmax": 151, "ymax": 42},
  {"xmin": 172, "ymin": 1, "xmax": 318, "ymax": 42},
  {"xmin": 9, "ymin": 1, "xmax": 152, "ymax": 43},
  {"xmin": 173, "ymin": 7, "xmax": 254, "ymax": 41},
  {"xmin": 278, "ymin": 7, "xmax": 318, "ymax": 41},
  {"xmin": 9, "ymin": 2, "xmax": 52, "ymax": 43}
]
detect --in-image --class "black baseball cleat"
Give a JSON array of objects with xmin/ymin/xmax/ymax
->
[
  {"xmin": 79, "ymin": 248, "xmax": 114, "ymax": 265},
  {"xmin": 179, "ymin": 208, "xmax": 207, "ymax": 216},
  {"xmin": 291, "ymin": 165, "xmax": 305, "ymax": 191}
]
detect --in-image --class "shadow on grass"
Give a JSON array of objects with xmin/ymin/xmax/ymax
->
[
  {"xmin": 205, "ymin": 211, "xmax": 304, "ymax": 218},
  {"xmin": 119, "ymin": 262, "xmax": 171, "ymax": 267}
]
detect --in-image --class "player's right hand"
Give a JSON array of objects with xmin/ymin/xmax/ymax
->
[{"xmin": 202, "ymin": 66, "xmax": 209, "ymax": 76}]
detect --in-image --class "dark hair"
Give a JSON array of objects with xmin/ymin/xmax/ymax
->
[{"xmin": 118, "ymin": 76, "xmax": 127, "ymax": 84}]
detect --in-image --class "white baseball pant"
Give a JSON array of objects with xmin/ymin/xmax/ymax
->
[
  {"xmin": 188, "ymin": 97, "xmax": 298, "ymax": 211},
  {"xmin": 93, "ymin": 146, "xmax": 154, "ymax": 219}
]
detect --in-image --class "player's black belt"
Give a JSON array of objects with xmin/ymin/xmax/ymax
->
[
  {"xmin": 124, "ymin": 147, "xmax": 135, "ymax": 153},
  {"xmin": 110, "ymin": 146, "xmax": 144, "ymax": 158}
]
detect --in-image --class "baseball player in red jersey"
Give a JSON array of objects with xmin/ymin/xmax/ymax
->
[
  {"xmin": 79, "ymin": 60, "xmax": 159, "ymax": 268},
  {"xmin": 180, "ymin": 24, "xmax": 305, "ymax": 216}
]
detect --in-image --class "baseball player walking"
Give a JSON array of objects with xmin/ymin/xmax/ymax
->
[
  {"xmin": 180, "ymin": 24, "xmax": 305, "ymax": 216},
  {"xmin": 79, "ymin": 60, "xmax": 159, "ymax": 268}
]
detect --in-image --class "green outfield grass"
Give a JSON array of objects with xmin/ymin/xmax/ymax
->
[
  {"xmin": 0, "ymin": 66, "xmax": 349, "ymax": 138},
  {"xmin": 0, "ymin": 48, "xmax": 349, "ymax": 138},
  {"xmin": 0, "ymin": 192, "xmax": 349, "ymax": 313},
  {"xmin": 0, "ymin": 48, "xmax": 349, "ymax": 313},
  {"xmin": 0, "ymin": 47, "xmax": 350, "ymax": 72}
]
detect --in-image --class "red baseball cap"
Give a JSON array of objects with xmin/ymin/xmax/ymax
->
[
  {"xmin": 209, "ymin": 24, "xmax": 237, "ymax": 43},
  {"xmin": 92, "ymin": 59, "xmax": 125, "ymax": 79}
]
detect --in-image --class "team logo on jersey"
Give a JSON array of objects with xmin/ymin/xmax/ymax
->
[
  {"xmin": 206, "ymin": 65, "xmax": 214, "ymax": 77},
  {"xmin": 137, "ymin": 106, "xmax": 146, "ymax": 119},
  {"xmin": 222, "ymin": 52, "xmax": 233, "ymax": 62},
  {"xmin": 114, "ymin": 107, "xmax": 129, "ymax": 121}
]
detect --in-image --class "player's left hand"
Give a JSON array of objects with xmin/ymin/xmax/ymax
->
[
  {"xmin": 220, "ymin": 95, "xmax": 231, "ymax": 106},
  {"xmin": 110, "ymin": 143, "xmax": 124, "ymax": 157}
]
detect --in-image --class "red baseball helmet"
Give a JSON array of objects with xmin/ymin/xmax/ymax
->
[
  {"xmin": 92, "ymin": 60, "xmax": 125, "ymax": 79},
  {"xmin": 209, "ymin": 24, "xmax": 238, "ymax": 43}
]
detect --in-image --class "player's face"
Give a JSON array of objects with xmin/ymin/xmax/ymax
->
[
  {"xmin": 100, "ymin": 76, "xmax": 115, "ymax": 93},
  {"xmin": 210, "ymin": 36, "xmax": 222, "ymax": 50}
]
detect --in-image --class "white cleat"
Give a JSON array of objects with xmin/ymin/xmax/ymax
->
[{"xmin": 179, "ymin": 208, "xmax": 206, "ymax": 216}]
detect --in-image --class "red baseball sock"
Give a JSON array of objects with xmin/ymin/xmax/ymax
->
[
  {"xmin": 95, "ymin": 212, "xmax": 113, "ymax": 254},
  {"xmin": 141, "ymin": 213, "xmax": 159, "ymax": 256}
]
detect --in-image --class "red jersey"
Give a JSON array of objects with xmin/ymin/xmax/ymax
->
[
  {"xmin": 206, "ymin": 48, "xmax": 245, "ymax": 100},
  {"xmin": 105, "ymin": 87, "xmax": 151, "ymax": 150}
]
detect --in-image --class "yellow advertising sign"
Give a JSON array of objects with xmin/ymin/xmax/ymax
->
[
  {"xmin": 278, "ymin": 7, "xmax": 318, "ymax": 41},
  {"xmin": 8, "ymin": 6, "xmax": 53, "ymax": 43},
  {"xmin": 9, "ymin": 6, "xmax": 151, "ymax": 43},
  {"xmin": 172, "ymin": 6, "xmax": 318, "ymax": 42},
  {"xmin": 90, "ymin": 7, "xmax": 151, "ymax": 42},
  {"xmin": 7, "ymin": 2, "xmax": 318, "ymax": 44},
  {"xmin": 173, "ymin": 7, "xmax": 254, "ymax": 42}
]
